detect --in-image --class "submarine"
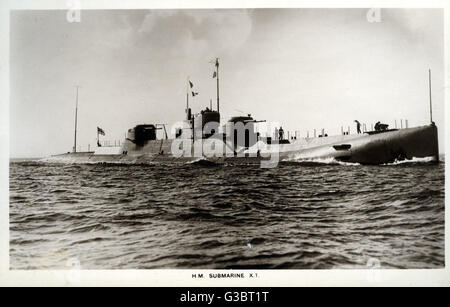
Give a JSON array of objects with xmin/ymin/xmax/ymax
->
[{"xmin": 48, "ymin": 60, "xmax": 439, "ymax": 166}]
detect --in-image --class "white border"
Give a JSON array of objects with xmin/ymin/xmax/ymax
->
[{"xmin": 0, "ymin": 0, "xmax": 448, "ymax": 286}]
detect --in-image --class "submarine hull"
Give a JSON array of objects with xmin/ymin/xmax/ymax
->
[{"xmin": 48, "ymin": 124, "xmax": 439, "ymax": 165}]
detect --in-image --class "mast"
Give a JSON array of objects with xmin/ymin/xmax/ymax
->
[
  {"xmin": 429, "ymin": 69, "xmax": 433, "ymax": 123},
  {"xmin": 73, "ymin": 86, "xmax": 80, "ymax": 153},
  {"xmin": 215, "ymin": 58, "xmax": 219, "ymax": 113},
  {"xmin": 186, "ymin": 78, "xmax": 190, "ymax": 120}
]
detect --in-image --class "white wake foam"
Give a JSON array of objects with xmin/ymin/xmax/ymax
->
[
  {"xmin": 383, "ymin": 156, "xmax": 437, "ymax": 165},
  {"xmin": 282, "ymin": 156, "xmax": 360, "ymax": 166}
]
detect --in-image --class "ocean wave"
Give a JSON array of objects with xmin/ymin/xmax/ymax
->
[
  {"xmin": 186, "ymin": 158, "xmax": 219, "ymax": 166},
  {"xmin": 9, "ymin": 157, "xmax": 445, "ymax": 270}
]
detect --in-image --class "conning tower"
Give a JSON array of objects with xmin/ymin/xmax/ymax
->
[{"xmin": 127, "ymin": 124, "xmax": 157, "ymax": 146}]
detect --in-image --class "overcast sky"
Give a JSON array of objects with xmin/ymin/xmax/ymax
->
[{"xmin": 10, "ymin": 8, "xmax": 444, "ymax": 158}]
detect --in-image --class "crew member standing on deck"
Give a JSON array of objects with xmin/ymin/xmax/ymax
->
[
  {"xmin": 279, "ymin": 126, "xmax": 285, "ymax": 140},
  {"xmin": 354, "ymin": 120, "xmax": 361, "ymax": 134}
]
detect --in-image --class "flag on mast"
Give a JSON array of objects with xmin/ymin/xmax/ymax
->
[
  {"xmin": 189, "ymin": 81, "xmax": 194, "ymax": 88},
  {"xmin": 97, "ymin": 127, "xmax": 105, "ymax": 136},
  {"xmin": 212, "ymin": 71, "xmax": 217, "ymax": 78},
  {"xmin": 192, "ymin": 92, "xmax": 198, "ymax": 97}
]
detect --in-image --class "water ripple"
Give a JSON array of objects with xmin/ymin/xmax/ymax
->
[{"xmin": 9, "ymin": 160, "xmax": 445, "ymax": 269}]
